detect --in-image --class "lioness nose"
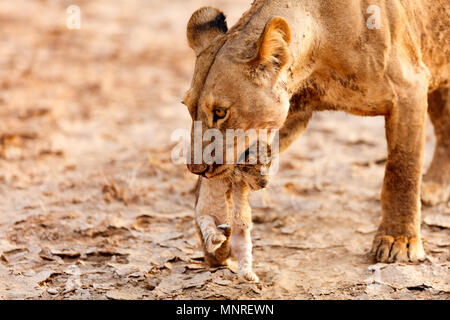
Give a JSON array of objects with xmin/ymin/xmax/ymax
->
[{"xmin": 187, "ymin": 163, "xmax": 208, "ymax": 175}]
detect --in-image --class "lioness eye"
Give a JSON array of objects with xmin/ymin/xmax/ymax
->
[{"xmin": 213, "ymin": 108, "xmax": 227, "ymax": 120}]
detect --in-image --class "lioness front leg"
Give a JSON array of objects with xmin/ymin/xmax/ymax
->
[
  {"xmin": 371, "ymin": 84, "xmax": 428, "ymax": 263},
  {"xmin": 421, "ymin": 87, "xmax": 450, "ymax": 206},
  {"xmin": 195, "ymin": 177, "xmax": 232, "ymax": 266},
  {"xmin": 279, "ymin": 94, "xmax": 313, "ymax": 153},
  {"xmin": 231, "ymin": 180, "xmax": 258, "ymax": 282}
]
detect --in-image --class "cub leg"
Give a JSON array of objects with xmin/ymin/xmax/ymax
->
[
  {"xmin": 371, "ymin": 84, "xmax": 428, "ymax": 263},
  {"xmin": 231, "ymin": 180, "xmax": 258, "ymax": 282},
  {"xmin": 195, "ymin": 177, "xmax": 232, "ymax": 266},
  {"xmin": 422, "ymin": 87, "xmax": 450, "ymax": 206}
]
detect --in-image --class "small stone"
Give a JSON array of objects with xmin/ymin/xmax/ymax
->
[
  {"xmin": 281, "ymin": 227, "xmax": 296, "ymax": 234},
  {"xmin": 47, "ymin": 288, "xmax": 58, "ymax": 295}
]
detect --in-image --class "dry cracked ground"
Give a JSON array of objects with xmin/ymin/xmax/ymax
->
[{"xmin": 0, "ymin": 0, "xmax": 448, "ymax": 300}]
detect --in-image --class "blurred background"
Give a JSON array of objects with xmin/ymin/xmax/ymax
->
[{"xmin": 0, "ymin": 0, "xmax": 447, "ymax": 300}]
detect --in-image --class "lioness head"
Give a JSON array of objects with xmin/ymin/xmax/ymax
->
[{"xmin": 184, "ymin": 7, "xmax": 292, "ymax": 179}]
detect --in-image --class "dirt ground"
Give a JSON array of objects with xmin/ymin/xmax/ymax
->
[{"xmin": 0, "ymin": 0, "xmax": 448, "ymax": 300}]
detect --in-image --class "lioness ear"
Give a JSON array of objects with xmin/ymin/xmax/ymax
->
[
  {"xmin": 187, "ymin": 7, "xmax": 228, "ymax": 55},
  {"xmin": 250, "ymin": 17, "xmax": 292, "ymax": 72}
]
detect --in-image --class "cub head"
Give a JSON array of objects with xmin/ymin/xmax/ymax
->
[{"xmin": 184, "ymin": 7, "xmax": 292, "ymax": 179}]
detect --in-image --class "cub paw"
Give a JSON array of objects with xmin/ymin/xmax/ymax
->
[
  {"xmin": 239, "ymin": 269, "xmax": 259, "ymax": 283},
  {"xmin": 370, "ymin": 235, "xmax": 425, "ymax": 263},
  {"xmin": 421, "ymin": 181, "xmax": 450, "ymax": 206},
  {"xmin": 217, "ymin": 224, "xmax": 232, "ymax": 237},
  {"xmin": 205, "ymin": 224, "xmax": 231, "ymax": 254},
  {"xmin": 205, "ymin": 232, "xmax": 226, "ymax": 254}
]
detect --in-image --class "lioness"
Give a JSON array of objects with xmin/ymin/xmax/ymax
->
[{"xmin": 184, "ymin": 0, "xmax": 450, "ymax": 280}]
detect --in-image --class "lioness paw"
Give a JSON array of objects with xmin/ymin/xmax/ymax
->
[{"xmin": 370, "ymin": 235, "xmax": 425, "ymax": 263}]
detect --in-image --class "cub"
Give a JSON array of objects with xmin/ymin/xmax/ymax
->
[{"xmin": 195, "ymin": 152, "xmax": 270, "ymax": 282}]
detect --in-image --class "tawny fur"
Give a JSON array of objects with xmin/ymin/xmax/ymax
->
[
  {"xmin": 185, "ymin": 1, "xmax": 450, "ymax": 280},
  {"xmin": 194, "ymin": 163, "xmax": 269, "ymax": 282}
]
